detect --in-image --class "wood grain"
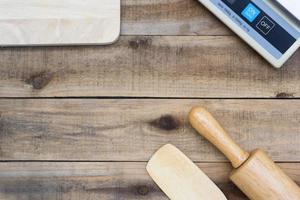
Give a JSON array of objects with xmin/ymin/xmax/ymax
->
[
  {"xmin": 147, "ymin": 144, "xmax": 228, "ymax": 200},
  {"xmin": 0, "ymin": 0, "xmax": 120, "ymax": 45},
  {"xmin": 1, "ymin": 99, "xmax": 300, "ymax": 161},
  {"xmin": 231, "ymin": 150, "xmax": 300, "ymax": 200},
  {"xmin": 189, "ymin": 107, "xmax": 250, "ymax": 168},
  {"xmin": 121, "ymin": 0, "xmax": 230, "ymax": 35},
  {"xmin": 0, "ymin": 36, "xmax": 299, "ymax": 97},
  {"xmin": 189, "ymin": 107, "xmax": 300, "ymax": 200},
  {"xmin": 1, "ymin": 1, "xmax": 299, "ymax": 199},
  {"xmin": 0, "ymin": 162, "xmax": 299, "ymax": 200}
]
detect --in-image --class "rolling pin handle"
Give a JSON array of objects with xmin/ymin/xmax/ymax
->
[{"xmin": 189, "ymin": 107, "xmax": 249, "ymax": 168}]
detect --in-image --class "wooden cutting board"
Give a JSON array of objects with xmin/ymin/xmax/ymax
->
[{"xmin": 0, "ymin": 0, "xmax": 120, "ymax": 46}]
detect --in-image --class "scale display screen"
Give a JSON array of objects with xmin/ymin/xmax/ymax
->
[
  {"xmin": 225, "ymin": 0, "xmax": 236, "ymax": 4},
  {"xmin": 220, "ymin": 0, "xmax": 296, "ymax": 55}
]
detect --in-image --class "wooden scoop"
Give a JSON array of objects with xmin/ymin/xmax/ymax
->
[
  {"xmin": 147, "ymin": 144, "xmax": 227, "ymax": 200},
  {"xmin": 189, "ymin": 107, "xmax": 300, "ymax": 200}
]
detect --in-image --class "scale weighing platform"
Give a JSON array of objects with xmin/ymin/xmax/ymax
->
[{"xmin": 198, "ymin": 0, "xmax": 300, "ymax": 68}]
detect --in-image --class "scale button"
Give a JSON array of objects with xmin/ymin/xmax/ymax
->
[
  {"xmin": 256, "ymin": 16, "xmax": 275, "ymax": 35},
  {"xmin": 241, "ymin": 3, "xmax": 261, "ymax": 22}
]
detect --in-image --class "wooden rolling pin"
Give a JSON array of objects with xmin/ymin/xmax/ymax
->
[{"xmin": 189, "ymin": 107, "xmax": 300, "ymax": 200}]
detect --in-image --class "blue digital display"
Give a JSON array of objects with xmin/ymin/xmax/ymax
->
[{"xmin": 242, "ymin": 3, "xmax": 261, "ymax": 22}]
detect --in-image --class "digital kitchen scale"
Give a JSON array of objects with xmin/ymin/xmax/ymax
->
[{"xmin": 198, "ymin": 0, "xmax": 300, "ymax": 68}]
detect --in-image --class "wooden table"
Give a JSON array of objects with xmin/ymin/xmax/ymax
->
[{"xmin": 0, "ymin": 0, "xmax": 299, "ymax": 199}]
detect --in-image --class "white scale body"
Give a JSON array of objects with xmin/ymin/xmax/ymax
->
[{"xmin": 198, "ymin": 0, "xmax": 300, "ymax": 68}]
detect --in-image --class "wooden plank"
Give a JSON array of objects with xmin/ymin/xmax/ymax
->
[
  {"xmin": 0, "ymin": 162, "xmax": 299, "ymax": 200},
  {"xmin": 1, "ymin": 99, "xmax": 300, "ymax": 161},
  {"xmin": 121, "ymin": 0, "xmax": 231, "ymax": 35},
  {"xmin": 0, "ymin": 0, "xmax": 120, "ymax": 45},
  {"xmin": 0, "ymin": 36, "xmax": 299, "ymax": 98}
]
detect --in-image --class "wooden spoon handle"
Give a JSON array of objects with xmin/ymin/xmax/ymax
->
[{"xmin": 189, "ymin": 107, "xmax": 249, "ymax": 168}]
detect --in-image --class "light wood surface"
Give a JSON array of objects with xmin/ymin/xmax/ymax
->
[
  {"xmin": 0, "ymin": 0, "xmax": 120, "ymax": 45},
  {"xmin": 147, "ymin": 144, "xmax": 227, "ymax": 200},
  {"xmin": 189, "ymin": 107, "xmax": 300, "ymax": 200},
  {"xmin": 231, "ymin": 150, "xmax": 300, "ymax": 200},
  {"xmin": 189, "ymin": 107, "xmax": 249, "ymax": 168}
]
